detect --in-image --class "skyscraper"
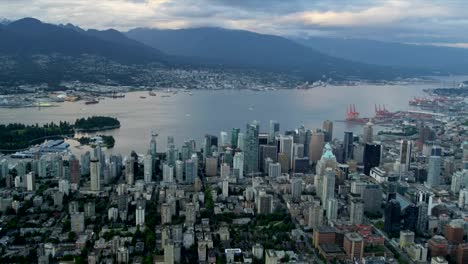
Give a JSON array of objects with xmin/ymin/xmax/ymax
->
[
  {"xmin": 90, "ymin": 158, "xmax": 100, "ymax": 191},
  {"xmin": 191, "ymin": 153, "xmax": 198, "ymax": 177},
  {"xmin": 350, "ymin": 198, "xmax": 364, "ymax": 225},
  {"xmin": 205, "ymin": 157, "xmax": 218, "ymax": 176},
  {"xmin": 308, "ymin": 203, "xmax": 324, "ymax": 228},
  {"xmin": 321, "ymin": 168, "xmax": 335, "ymax": 206},
  {"xmin": 150, "ymin": 132, "xmax": 158, "ymax": 157},
  {"xmin": 26, "ymin": 172, "xmax": 35, "ymax": 191},
  {"xmin": 258, "ymin": 132, "xmax": 269, "ymax": 145},
  {"xmin": 204, "ymin": 134, "xmax": 218, "ymax": 158},
  {"xmin": 363, "ymin": 142, "xmax": 382, "ymax": 175},
  {"xmin": 293, "ymin": 143, "xmax": 304, "ymax": 159},
  {"xmin": 400, "ymin": 140, "xmax": 413, "ymax": 172},
  {"xmin": 322, "ymin": 120, "xmax": 333, "ymax": 142},
  {"xmin": 0, "ymin": 159, "xmax": 8, "ymax": 179},
  {"xmin": 161, "ymin": 203, "xmax": 172, "ymax": 224},
  {"xmin": 185, "ymin": 203, "xmax": 196, "ymax": 224},
  {"xmin": 163, "ymin": 163, "xmax": 174, "ymax": 183},
  {"xmin": 136, "ymin": 203, "xmax": 145, "ymax": 226},
  {"xmin": 144, "ymin": 151, "xmax": 153, "ymax": 183},
  {"xmin": 344, "ymin": 233, "xmax": 364, "ymax": 260},
  {"xmin": 220, "ymin": 131, "xmax": 229, "ymax": 147},
  {"xmin": 279, "ymin": 135, "xmax": 294, "ymax": 168},
  {"xmin": 80, "ymin": 151, "xmax": 91, "ymax": 176},
  {"xmin": 417, "ymin": 123, "xmax": 434, "ymax": 151},
  {"xmin": 220, "ymin": 163, "xmax": 230, "ymax": 178},
  {"xmin": 259, "ymin": 144, "xmax": 278, "ymax": 172},
  {"xmin": 363, "ymin": 184, "xmax": 382, "ymax": 214},
  {"xmin": 277, "ymin": 153, "xmax": 289, "ymax": 173},
  {"xmin": 362, "ymin": 121, "xmax": 373, "ymax": 144},
  {"xmin": 71, "ymin": 212, "xmax": 85, "ymax": 233},
  {"xmin": 462, "ymin": 141, "xmax": 468, "ymax": 165},
  {"xmin": 296, "ymin": 125, "xmax": 307, "ymax": 146},
  {"xmin": 268, "ymin": 120, "xmax": 280, "ymax": 145},
  {"xmin": 316, "ymin": 143, "xmax": 338, "ymax": 176},
  {"xmin": 327, "ymin": 198, "xmax": 339, "ymax": 224},
  {"xmin": 184, "ymin": 159, "xmax": 195, "ymax": 183},
  {"xmin": 293, "ymin": 157, "xmax": 309, "ymax": 173},
  {"xmin": 231, "ymin": 128, "xmax": 240, "ymax": 149},
  {"xmin": 450, "ymin": 171, "xmax": 466, "ymax": 194},
  {"xmin": 268, "ymin": 163, "xmax": 281, "ymax": 178},
  {"xmin": 403, "ymin": 204, "xmax": 419, "ymax": 232},
  {"xmin": 291, "ymin": 177, "xmax": 302, "ymax": 201},
  {"xmin": 343, "ymin": 131, "xmax": 354, "ymax": 162},
  {"xmin": 315, "ymin": 143, "xmax": 338, "ymax": 200},
  {"xmin": 304, "ymin": 129, "xmax": 312, "ymax": 157},
  {"xmin": 309, "ymin": 131, "xmax": 325, "ymax": 163},
  {"xmin": 384, "ymin": 199, "xmax": 401, "ymax": 234},
  {"xmin": 175, "ymin": 160, "xmax": 185, "ymax": 183},
  {"xmin": 426, "ymin": 155, "xmax": 442, "ymax": 188},
  {"xmin": 431, "ymin": 145, "xmax": 443, "ymax": 156},
  {"xmin": 244, "ymin": 121, "xmax": 260, "ymax": 174},
  {"xmin": 416, "ymin": 202, "xmax": 428, "ymax": 234},
  {"xmin": 233, "ymin": 152, "xmax": 244, "ymax": 179},
  {"xmin": 69, "ymin": 155, "xmax": 80, "ymax": 184},
  {"xmin": 181, "ymin": 142, "xmax": 191, "ymax": 162},
  {"xmin": 222, "ymin": 179, "xmax": 229, "ymax": 199},
  {"xmin": 237, "ymin": 133, "xmax": 244, "ymax": 151},
  {"xmin": 166, "ymin": 136, "xmax": 177, "ymax": 167},
  {"xmin": 257, "ymin": 193, "xmax": 273, "ymax": 214},
  {"xmin": 223, "ymin": 149, "xmax": 233, "ymax": 166},
  {"xmin": 125, "ymin": 157, "xmax": 134, "ymax": 185}
]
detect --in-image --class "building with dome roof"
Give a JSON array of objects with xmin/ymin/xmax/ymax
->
[{"xmin": 315, "ymin": 143, "xmax": 338, "ymax": 202}]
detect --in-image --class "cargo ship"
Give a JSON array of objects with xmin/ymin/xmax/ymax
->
[
  {"xmin": 409, "ymin": 97, "xmax": 436, "ymax": 107},
  {"xmin": 85, "ymin": 99, "xmax": 99, "ymax": 105}
]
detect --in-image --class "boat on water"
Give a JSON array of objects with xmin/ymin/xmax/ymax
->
[
  {"xmin": 161, "ymin": 95, "xmax": 171, "ymax": 98},
  {"xmin": 149, "ymin": 91, "xmax": 156, "ymax": 96},
  {"xmin": 296, "ymin": 81, "xmax": 327, "ymax": 89},
  {"xmin": 64, "ymin": 96, "xmax": 79, "ymax": 102},
  {"xmin": 35, "ymin": 102, "xmax": 58, "ymax": 107},
  {"xmin": 140, "ymin": 96, "xmax": 147, "ymax": 99},
  {"xmin": 85, "ymin": 99, "xmax": 99, "ymax": 105},
  {"xmin": 111, "ymin": 93, "xmax": 125, "ymax": 98}
]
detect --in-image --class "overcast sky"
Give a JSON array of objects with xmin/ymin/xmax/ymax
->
[{"xmin": 1, "ymin": 0, "xmax": 467, "ymax": 46}]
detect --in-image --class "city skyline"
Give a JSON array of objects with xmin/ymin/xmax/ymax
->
[{"xmin": 0, "ymin": 1, "xmax": 468, "ymax": 263}]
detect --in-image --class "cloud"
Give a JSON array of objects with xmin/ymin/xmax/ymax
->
[
  {"xmin": 0, "ymin": 0, "xmax": 466, "ymax": 45},
  {"xmin": 426, "ymin": 42, "xmax": 468, "ymax": 49},
  {"xmin": 281, "ymin": 0, "xmax": 451, "ymax": 27}
]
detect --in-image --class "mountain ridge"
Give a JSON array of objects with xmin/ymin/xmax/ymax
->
[
  {"xmin": 295, "ymin": 37, "xmax": 468, "ymax": 73},
  {"xmin": 126, "ymin": 27, "xmax": 412, "ymax": 80},
  {"xmin": 1, "ymin": 17, "xmax": 465, "ymax": 89},
  {"xmin": 0, "ymin": 17, "xmax": 167, "ymax": 64}
]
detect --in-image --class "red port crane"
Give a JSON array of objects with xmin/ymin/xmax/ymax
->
[{"xmin": 346, "ymin": 104, "xmax": 360, "ymax": 121}]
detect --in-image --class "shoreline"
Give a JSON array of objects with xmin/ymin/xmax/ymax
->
[
  {"xmin": 74, "ymin": 125, "xmax": 121, "ymax": 133},
  {"xmin": 0, "ymin": 76, "xmax": 463, "ymax": 109}
]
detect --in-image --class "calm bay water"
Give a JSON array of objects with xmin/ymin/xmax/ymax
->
[{"xmin": 0, "ymin": 82, "xmax": 451, "ymax": 156}]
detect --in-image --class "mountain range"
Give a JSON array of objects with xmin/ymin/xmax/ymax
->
[
  {"xmin": 0, "ymin": 18, "xmax": 166, "ymax": 64},
  {"xmin": 126, "ymin": 27, "xmax": 408, "ymax": 80},
  {"xmin": 295, "ymin": 37, "xmax": 468, "ymax": 74},
  {"xmin": 1, "ymin": 17, "xmax": 468, "ymax": 88}
]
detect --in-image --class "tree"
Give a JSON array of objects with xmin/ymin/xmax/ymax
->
[
  {"xmin": 68, "ymin": 231, "xmax": 77, "ymax": 242},
  {"xmin": 63, "ymin": 219, "xmax": 71, "ymax": 232}
]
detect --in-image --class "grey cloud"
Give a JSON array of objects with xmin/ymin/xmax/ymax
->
[{"xmin": 0, "ymin": 0, "xmax": 466, "ymax": 46}]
